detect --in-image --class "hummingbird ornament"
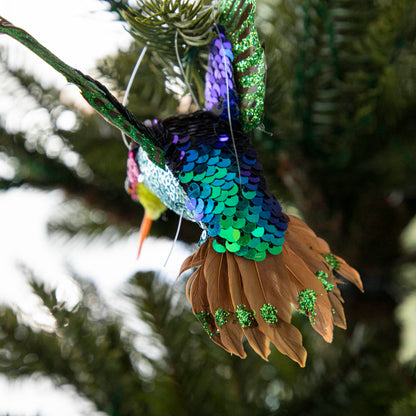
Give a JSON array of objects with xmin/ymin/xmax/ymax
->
[{"xmin": 0, "ymin": 0, "xmax": 363, "ymax": 366}]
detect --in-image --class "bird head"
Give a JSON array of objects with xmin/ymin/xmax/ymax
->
[{"xmin": 126, "ymin": 148, "xmax": 167, "ymax": 257}]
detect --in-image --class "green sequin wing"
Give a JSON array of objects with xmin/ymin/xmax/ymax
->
[{"xmin": 218, "ymin": 0, "xmax": 265, "ymax": 131}]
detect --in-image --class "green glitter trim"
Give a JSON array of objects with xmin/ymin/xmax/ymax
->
[
  {"xmin": 215, "ymin": 308, "xmax": 230, "ymax": 328},
  {"xmin": 315, "ymin": 270, "xmax": 335, "ymax": 292},
  {"xmin": 323, "ymin": 253, "xmax": 340, "ymax": 271},
  {"xmin": 196, "ymin": 311, "xmax": 213, "ymax": 338},
  {"xmin": 83, "ymin": 90, "xmax": 165, "ymax": 168},
  {"xmin": 0, "ymin": 19, "xmax": 166, "ymax": 169},
  {"xmin": 260, "ymin": 303, "xmax": 279, "ymax": 324},
  {"xmin": 219, "ymin": 0, "xmax": 265, "ymax": 131},
  {"xmin": 235, "ymin": 304, "xmax": 255, "ymax": 328},
  {"xmin": 298, "ymin": 289, "xmax": 318, "ymax": 325}
]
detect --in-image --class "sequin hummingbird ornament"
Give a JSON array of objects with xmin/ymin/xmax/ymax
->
[{"xmin": 0, "ymin": 0, "xmax": 363, "ymax": 366}]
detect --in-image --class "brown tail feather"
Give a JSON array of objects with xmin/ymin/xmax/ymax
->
[
  {"xmin": 180, "ymin": 241, "xmax": 209, "ymax": 276},
  {"xmin": 205, "ymin": 249, "xmax": 246, "ymax": 358},
  {"xmin": 336, "ymin": 256, "xmax": 364, "ymax": 292},
  {"xmin": 227, "ymin": 253, "xmax": 271, "ymax": 360},
  {"xmin": 328, "ymin": 292, "xmax": 347, "ymax": 329},
  {"xmin": 235, "ymin": 255, "xmax": 307, "ymax": 365},
  {"xmin": 283, "ymin": 245, "xmax": 334, "ymax": 342},
  {"xmin": 180, "ymin": 215, "xmax": 363, "ymax": 366}
]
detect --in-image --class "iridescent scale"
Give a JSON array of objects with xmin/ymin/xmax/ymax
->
[
  {"xmin": 158, "ymin": 109, "xmax": 288, "ymax": 261},
  {"xmin": 219, "ymin": 0, "xmax": 266, "ymax": 131},
  {"xmin": 204, "ymin": 30, "xmax": 239, "ymax": 119},
  {"xmin": 135, "ymin": 147, "xmax": 197, "ymax": 223},
  {"xmin": 124, "ymin": 13, "xmax": 285, "ymax": 261},
  {"xmin": 137, "ymin": 30, "xmax": 289, "ymax": 261}
]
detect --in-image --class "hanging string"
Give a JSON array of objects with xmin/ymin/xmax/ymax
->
[
  {"xmin": 120, "ymin": 45, "xmax": 148, "ymax": 148},
  {"xmin": 213, "ymin": 23, "xmax": 242, "ymax": 187},
  {"xmin": 174, "ymin": 30, "xmax": 200, "ymax": 110},
  {"xmin": 156, "ymin": 211, "xmax": 184, "ymax": 283},
  {"xmin": 123, "ymin": 44, "xmax": 186, "ymax": 273},
  {"xmin": 163, "ymin": 211, "xmax": 184, "ymax": 269}
]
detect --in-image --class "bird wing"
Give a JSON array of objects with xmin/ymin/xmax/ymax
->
[
  {"xmin": 216, "ymin": 0, "xmax": 266, "ymax": 131},
  {"xmin": 0, "ymin": 16, "xmax": 166, "ymax": 168}
]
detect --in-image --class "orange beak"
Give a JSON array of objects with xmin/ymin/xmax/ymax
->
[{"xmin": 137, "ymin": 213, "xmax": 153, "ymax": 259}]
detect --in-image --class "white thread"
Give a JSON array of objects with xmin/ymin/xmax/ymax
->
[
  {"xmin": 214, "ymin": 24, "xmax": 242, "ymax": 187},
  {"xmin": 174, "ymin": 30, "xmax": 200, "ymax": 110},
  {"xmin": 162, "ymin": 211, "xmax": 184, "ymax": 269},
  {"xmin": 121, "ymin": 45, "xmax": 148, "ymax": 148},
  {"xmin": 124, "ymin": 44, "xmax": 186, "ymax": 274}
]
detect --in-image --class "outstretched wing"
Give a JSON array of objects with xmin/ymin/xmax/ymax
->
[{"xmin": 0, "ymin": 16, "xmax": 166, "ymax": 168}]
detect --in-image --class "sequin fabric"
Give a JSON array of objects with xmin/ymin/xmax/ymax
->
[
  {"xmin": 125, "ymin": 3, "xmax": 287, "ymax": 261},
  {"xmin": 219, "ymin": 0, "xmax": 265, "ymax": 131},
  {"xmin": 134, "ymin": 146, "xmax": 198, "ymax": 223},
  {"xmin": 126, "ymin": 149, "xmax": 141, "ymax": 201},
  {"xmin": 158, "ymin": 111, "xmax": 289, "ymax": 261},
  {"xmin": 204, "ymin": 29, "xmax": 239, "ymax": 119}
]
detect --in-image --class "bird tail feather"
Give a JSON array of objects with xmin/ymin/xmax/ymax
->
[{"xmin": 180, "ymin": 215, "xmax": 363, "ymax": 366}]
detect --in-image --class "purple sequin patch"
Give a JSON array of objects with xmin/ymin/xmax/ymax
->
[{"xmin": 204, "ymin": 31, "xmax": 238, "ymax": 119}]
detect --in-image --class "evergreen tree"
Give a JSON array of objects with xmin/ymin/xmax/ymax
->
[{"xmin": 0, "ymin": 0, "xmax": 416, "ymax": 414}]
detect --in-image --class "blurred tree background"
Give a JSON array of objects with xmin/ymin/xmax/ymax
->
[{"xmin": 1, "ymin": 0, "xmax": 416, "ymax": 414}]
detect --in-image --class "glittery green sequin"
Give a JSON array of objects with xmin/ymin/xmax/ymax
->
[
  {"xmin": 212, "ymin": 239, "xmax": 226, "ymax": 253},
  {"xmin": 260, "ymin": 303, "xmax": 279, "ymax": 323},
  {"xmin": 219, "ymin": 0, "xmax": 265, "ymax": 131},
  {"xmin": 220, "ymin": 227, "xmax": 241, "ymax": 242},
  {"xmin": 316, "ymin": 270, "xmax": 335, "ymax": 292},
  {"xmin": 196, "ymin": 311, "xmax": 213, "ymax": 338},
  {"xmin": 298, "ymin": 289, "xmax": 318, "ymax": 325},
  {"xmin": 215, "ymin": 308, "xmax": 231, "ymax": 327},
  {"xmin": 268, "ymin": 245, "xmax": 283, "ymax": 256},
  {"xmin": 180, "ymin": 171, "xmax": 194, "ymax": 183},
  {"xmin": 323, "ymin": 253, "xmax": 340, "ymax": 271},
  {"xmin": 235, "ymin": 304, "xmax": 256, "ymax": 328}
]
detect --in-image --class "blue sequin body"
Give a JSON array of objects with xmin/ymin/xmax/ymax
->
[
  {"xmin": 160, "ymin": 112, "xmax": 288, "ymax": 261},
  {"xmin": 136, "ymin": 31, "xmax": 289, "ymax": 261}
]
